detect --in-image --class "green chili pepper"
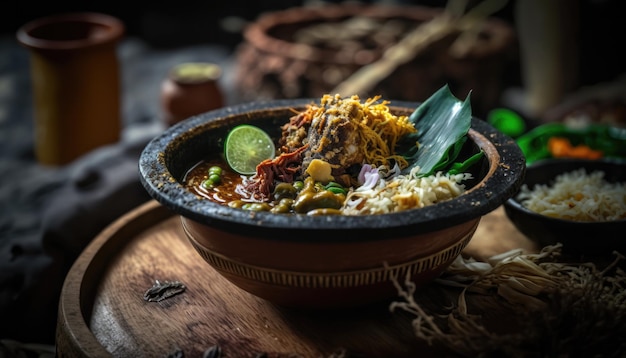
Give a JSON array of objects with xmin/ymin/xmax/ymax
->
[
  {"xmin": 448, "ymin": 151, "xmax": 484, "ymax": 175},
  {"xmin": 324, "ymin": 181, "xmax": 346, "ymax": 194},
  {"xmin": 326, "ymin": 186, "xmax": 346, "ymax": 195},
  {"xmin": 324, "ymin": 181, "xmax": 342, "ymax": 189},
  {"xmin": 516, "ymin": 123, "xmax": 626, "ymax": 164},
  {"xmin": 487, "ymin": 108, "xmax": 526, "ymax": 138}
]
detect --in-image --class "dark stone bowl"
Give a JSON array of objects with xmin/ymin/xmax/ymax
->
[
  {"xmin": 504, "ymin": 158, "xmax": 626, "ymax": 257},
  {"xmin": 139, "ymin": 98, "xmax": 526, "ymax": 308}
]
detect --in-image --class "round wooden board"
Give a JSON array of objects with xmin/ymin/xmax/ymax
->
[{"xmin": 56, "ymin": 200, "xmax": 537, "ymax": 358}]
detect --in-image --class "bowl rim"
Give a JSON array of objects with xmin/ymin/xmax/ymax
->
[
  {"xmin": 139, "ymin": 98, "xmax": 526, "ymax": 235},
  {"xmin": 504, "ymin": 158, "xmax": 626, "ymax": 225}
]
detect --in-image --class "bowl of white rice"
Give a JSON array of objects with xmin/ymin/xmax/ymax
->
[{"xmin": 504, "ymin": 158, "xmax": 626, "ymax": 255}]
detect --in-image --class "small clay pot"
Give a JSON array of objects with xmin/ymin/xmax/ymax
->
[{"xmin": 161, "ymin": 62, "xmax": 224, "ymax": 126}]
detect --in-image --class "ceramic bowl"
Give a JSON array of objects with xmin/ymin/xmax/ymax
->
[
  {"xmin": 503, "ymin": 158, "xmax": 626, "ymax": 256},
  {"xmin": 139, "ymin": 99, "xmax": 525, "ymax": 308}
]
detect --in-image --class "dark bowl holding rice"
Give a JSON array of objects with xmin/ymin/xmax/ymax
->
[{"xmin": 503, "ymin": 158, "xmax": 626, "ymax": 256}]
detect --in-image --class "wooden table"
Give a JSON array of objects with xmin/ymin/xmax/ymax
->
[{"xmin": 56, "ymin": 200, "xmax": 537, "ymax": 358}]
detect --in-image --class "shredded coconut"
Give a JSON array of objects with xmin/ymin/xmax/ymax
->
[
  {"xmin": 342, "ymin": 166, "xmax": 472, "ymax": 215},
  {"xmin": 516, "ymin": 168, "xmax": 626, "ymax": 222}
]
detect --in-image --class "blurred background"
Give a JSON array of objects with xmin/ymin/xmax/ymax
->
[{"xmin": 0, "ymin": 0, "xmax": 624, "ymax": 354}]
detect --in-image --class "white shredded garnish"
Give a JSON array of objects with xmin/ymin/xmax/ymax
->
[
  {"xmin": 342, "ymin": 165, "xmax": 472, "ymax": 215},
  {"xmin": 516, "ymin": 168, "xmax": 626, "ymax": 222}
]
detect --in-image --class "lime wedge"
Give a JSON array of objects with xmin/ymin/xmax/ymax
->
[{"xmin": 225, "ymin": 124, "xmax": 275, "ymax": 175}]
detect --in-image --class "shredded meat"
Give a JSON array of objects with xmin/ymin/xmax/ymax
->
[
  {"xmin": 279, "ymin": 107, "xmax": 315, "ymax": 151},
  {"xmin": 302, "ymin": 95, "xmax": 364, "ymax": 178},
  {"xmin": 240, "ymin": 145, "xmax": 309, "ymax": 201}
]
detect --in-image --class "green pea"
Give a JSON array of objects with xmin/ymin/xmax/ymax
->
[
  {"xmin": 293, "ymin": 180, "xmax": 304, "ymax": 191},
  {"xmin": 208, "ymin": 166, "xmax": 222, "ymax": 175},
  {"xmin": 201, "ymin": 179, "xmax": 214, "ymax": 189},
  {"xmin": 209, "ymin": 173, "xmax": 221, "ymax": 184}
]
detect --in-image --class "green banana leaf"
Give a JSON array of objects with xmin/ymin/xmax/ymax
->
[{"xmin": 401, "ymin": 84, "xmax": 474, "ymax": 176}]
